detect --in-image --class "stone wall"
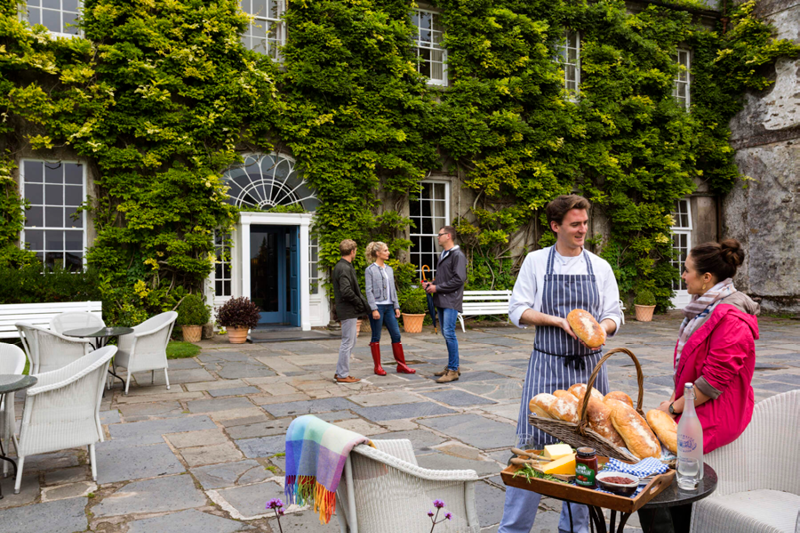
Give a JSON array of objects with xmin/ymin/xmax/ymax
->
[{"xmin": 724, "ymin": 0, "xmax": 800, "ymax": 313}]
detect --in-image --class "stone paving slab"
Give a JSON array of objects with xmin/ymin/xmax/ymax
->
[
  {"xmin": 127, "ymin": 509, "xmax": 254, "ymax": 533},
  {"xmin": 226, "ymin": 419, "xmax": 293, "ymax": 440},
  {"xmin": 423, "ymin": 389, "xmax": 498, "ymax": 407},
  {"xmin": 108, "ymin": 415, "xmax": 216, "ymax": 441},
  {"xmin": 416, "ymin": 452, "xmax": 502, "ymax": 476},
  {"xmin": 211, "ymin": 479, "xmax": 284, "ymax": 520},
  {"xmin": 166, "ymin": 428, "xmax": 230, "ymax": 449},
  {"xmin": 95, "ymin": 442, "xmax": 185, "ymax": 484},
  {"xmin": 93, "ymin": 474, "xmax": 206, "ymax": 517},
  {"xmin": 418, "ymin": 414, "xmax": 517, "ymax": 450},
  {"xmin": 191, "ymin": 460, "xmax": 272, "ymax": 490},
  {"xmin": 181, "ymin": 442, "xmax": 244, "ymax": 467},
  {"xmin": 187, "ymin": 397, "xmax": 256, "ymax": 414},
  {"xmin": 236, "ymin": 435, "xmax": 285, "ymax": 459},
  {"xmin": 0, "ymin": 497, "xmax": 87, "ymax": 533},
  {"xmin": 209, "ymin": 386, "xmax": 262, "ymax": 397},
  {"xmin": 260, "ymin": 397, "xmax": 357, "ymax": 417},
  {"xmin": 352, "ymin": 401, "xmax": 457, "ymax": 421}
]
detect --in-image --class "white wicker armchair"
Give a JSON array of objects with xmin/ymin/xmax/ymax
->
[
  {"xmin": 14, "ymin": 346, "xmax": 116, "ymax": 493},
  {"xmin": 49, "ymin": 312, "xmax": 105, "ymax": 334},
  {"xmin": 0, "ymin": 344, "xmax": 26, "ymax": 475},
  {"xmin": 16, "ymin": 323, "xmax": 92, "ymax": 374},
  {"xmin": 690, "ymin": 390, "xmax": 800, "ymax": 533},
  {"xmin": 335, "ymin": 439, "xmax": 480, "ymax": 533},
  {"xmin": 114, "ymin": 311, "xmax": 177, "ymax": 395}
]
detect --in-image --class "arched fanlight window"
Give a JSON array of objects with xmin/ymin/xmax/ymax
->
[{"xmin": 222, "ymin": 153, "xmax": 319, "ymax": 212}]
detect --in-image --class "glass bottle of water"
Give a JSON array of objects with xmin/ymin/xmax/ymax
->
[{"xmin": 677, "ymin": 382, "xmax": 704, "ymax": 490}]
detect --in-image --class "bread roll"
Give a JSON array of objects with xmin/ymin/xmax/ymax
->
[
  {"xmin": 606, "ymin": 399, "xmax": 661, "ymax": 459},
  {"xmin": 553, "ymin": 389, "xmax": 578, "ymax": 407},
  {"xmin": 567, "ymin": 309, "xmax": 606, "ymax": 348},
  {"xmin": 646, "ymin": 409, "xmax": 678, "ymax": 454},
  {"xmin": 585, "ymin": 398, "xmax": 627, "ymax": 448},
  {"xmin": 604, "ymin": 391, "xmax": 634, "ymax": 408},
  {"xmin": 568, "ymin": 383, "xmax": 604, "ymax": 403},
  {"xmin": 529, "ymin": 393, "xmax": 578, "ymax": 423}
]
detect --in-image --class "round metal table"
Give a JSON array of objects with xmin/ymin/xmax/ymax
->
[
  {"xmin": 636, "ymin": 463, "xmax": 718, "ymax": 533},
  {"xmin": 63, "ymin": 326, "xmax": 134, "ymax": 388},
  {"xmin": 0, "ymin": 374, "xmax": 37, "ymax": 499}
]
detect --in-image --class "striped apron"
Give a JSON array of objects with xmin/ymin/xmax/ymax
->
[{"xmin": 516, "ymin": 246, "xmax": 609, "ymax": 447}]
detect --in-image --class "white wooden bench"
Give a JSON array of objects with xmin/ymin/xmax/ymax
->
[
  {"xmin": 457, "ymin": 290, "xmax": 513, "ymax": 332},
  {"xmin": 0, "ymin": 301, "xmax": 102, "ymax": 339}
]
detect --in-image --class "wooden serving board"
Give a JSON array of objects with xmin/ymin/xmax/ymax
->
[{"xmin": 500, "ymin": 459, "xmax": 675, "ymax": 514}]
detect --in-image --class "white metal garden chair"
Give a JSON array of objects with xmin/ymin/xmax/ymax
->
[
  {"xmin": 14, "ymin": 346, "xmax": 116, "ymax": 493},
  {"xmin": 114, "ymin": 311, "xmax": 177, "ymax": 395},
  {"xmin": 335, "ymin": 439, "xmax": 480, "ymax": 533},
  {"xmin": 0, "ymin": 343, "xmax": 26, "ymax": 476},
  {"xmin": 690, "ymin": 390, "xmax": 800, "ymax": 533},
  {"xmin": 15, "ymin": 323, "xmax": 92, "ymax": 374},
  {"xmin": 49, "ymin": 312, "xmax": 105, "ymax": 334}
]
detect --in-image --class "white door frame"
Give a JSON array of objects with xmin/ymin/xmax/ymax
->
[{"xmin": 239, "ymin": 211, "xmax": 313, "ymax": 331}]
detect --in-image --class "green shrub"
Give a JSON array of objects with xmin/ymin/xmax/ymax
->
[
  {"xmin": 398, "ymin": 287, "xmax": 428, "ymax": 315},
  {"xmin": 216, "ymin": 296, "xmax": 261, "ymax": 329},
  {"xmin": 176, "ymin": 294, "xmax": 210, "ymax": 326},
  {"xmin": 0, "ymin": 265, "xmax": 102, "ymax": 304},
  {"xmin": 634, "ymin": 289, "xmax": 656, "ymax": 306}
]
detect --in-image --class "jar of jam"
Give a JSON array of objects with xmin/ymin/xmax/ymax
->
[{"xmin": 575, "ymin": 447, "xmax": 598, "ymax": 489}]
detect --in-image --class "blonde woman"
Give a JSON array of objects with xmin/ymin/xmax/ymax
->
[{"xmin": 364, "ymin": 242, "xmax": 415, "ymax": 375}]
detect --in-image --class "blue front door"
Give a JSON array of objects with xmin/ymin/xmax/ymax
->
[{"xmin": 250, "ymin": 225, "xmax": 300, "ymax": 326}]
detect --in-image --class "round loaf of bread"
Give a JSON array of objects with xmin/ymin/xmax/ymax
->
[
  {"xmin": 567, "ymin": 309, "xmax": 606, "ymax": 348},
  {"xmin": 606, "ymin": 399, "xmax": 661, "ymax": 459},
  {"xmin": 646, "ymin": 409, "xmax": 678, "ymax": 454},
  {"xmin": 568, "ymin": 383, "xmax": 604, "ymax": 403},
  {"xmin": 529, "ymin": 393, "xmax": 558, "ymax": 419},
  {"xmin": 604, "ymin": 391, "xmax": 634, "ymax": 408},
  {"xmin": 585, "ymin": 397, "xmax": 627, "ymax": 448}
]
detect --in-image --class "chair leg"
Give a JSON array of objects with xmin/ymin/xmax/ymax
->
[
  {"xmin": 151, "ymin": 370, "xmax": 155, "ymax": 384},
  {"xmin": 89, "ymin": 444, "xmax": 97, "ymax": 482},
  {"xmin": 125, "ymin": 373, "xmax": 131, "ymax": 396},
  {"xmin": 164, "ymin": 369, "xmax": 170, "ymax": 390},
  {"xmin": 458, "ymin": 314, "xmax": 465, "ymax": 333},
  {"xmin": 2, "ymin": 439, "xmax": 6, "ymax": 478},
  {"xmin": 14, "ymin": 456, "xmax": 24, "ymax": 494}
]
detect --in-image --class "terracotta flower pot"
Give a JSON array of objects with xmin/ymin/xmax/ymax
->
[
  {"xmin": 634, "ymin": 304, "xmax": 656, "ymax": 322},
  {"xmin": 181, "ymin": 325, "xmax": 202, "ymax": 343},
  {"xmin": 402, "ymin": 313, "xmax": 425, "ymax": 333},
  {"xmin": 227, "ymin": 326, "xmax": 249, "ymax": 344}
]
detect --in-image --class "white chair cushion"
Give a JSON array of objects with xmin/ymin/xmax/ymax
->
[{"xmin": 693, "ymin": 490, "xmax": 800, "ymax": 533}]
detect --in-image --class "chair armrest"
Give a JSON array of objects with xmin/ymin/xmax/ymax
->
[
  {"xmin": 132, "ymin": 318, "xmax": 175, "ymax": 337},
  {"xmin": 353, "ymin": 445, "xmax": 479, "ymax": 482},
  {"xmin": 29, "ymin": 347, "xmax": 116, "ymax": 396}
]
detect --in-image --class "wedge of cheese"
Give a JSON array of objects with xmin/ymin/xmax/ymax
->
[
  {"xmin": 542, "ymin": 453, "xmax": 576, "ymax": 476},
  {"xmin": 543, "ymin": 444, "xmax": 573, "ymax": 461}
]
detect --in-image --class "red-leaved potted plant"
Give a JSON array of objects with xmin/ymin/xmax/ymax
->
[{"xmin": 215, "ymin": 297, "xmax": 261, "ymax": 344}]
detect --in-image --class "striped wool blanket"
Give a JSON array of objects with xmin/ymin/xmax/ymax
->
[{"xmin": 284, "ymin": 414, "xmax": 372, "ymax": 524}]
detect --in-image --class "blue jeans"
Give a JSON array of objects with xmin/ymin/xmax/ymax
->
[
  {"xmin": 437, "ymin": 307, "xmax": 459, "ymax": 371},
  {"xmin": 369, "ymin": 304, "xmax": 401, "ymax": 344}
]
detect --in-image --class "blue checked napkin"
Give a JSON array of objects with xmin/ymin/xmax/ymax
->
[{"xmin": 602, "ymin": 457, "xmax": 669, "ymax": 477}]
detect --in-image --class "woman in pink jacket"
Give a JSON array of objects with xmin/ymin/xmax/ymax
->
[{"xmin": 642, "ymin": 239, "xmax": 759, "ymax": 533}]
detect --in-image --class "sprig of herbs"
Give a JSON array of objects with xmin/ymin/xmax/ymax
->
[{"xmin": 512, "ymin": 464, "xmax": 570, "ymax": 484}]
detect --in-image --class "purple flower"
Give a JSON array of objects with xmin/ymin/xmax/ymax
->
[
  {"xmin": 433, "ymin": 499, "xmax": 445, "ymax": 509},
  {"xmin": 445, "ymin": 512, "xmax": 452, "ymax": 520},
  {"xmin": 278, "ymin": 509, "xmax": 285, "ymax": 516},
  {"xmin": 267, "ymin": 498, "xmax": 284, "ymax": 510},
  {"xmin": 428, "ymin": 511, "xmax": 434, "ymax": 517}
]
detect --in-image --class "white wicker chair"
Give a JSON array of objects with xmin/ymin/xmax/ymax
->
[
  {"xmin": 0, "ymin": 344, "xmax": 26, "ymax": 475},
  {"xmin": 15, "ymin": 323, "xmax": 92, "ymax": 374},
  {"xmin": 14, "ymin": 346, "xmax": 116, "ymax": 493},
  {"xmin": 690, "ymin": 390, "xmax": 800, "ymax": 533},
  {"xmin": 114, "ymin": 311, "xmax": 177, "ymax": 395},
  {"xmin": 335, "ymin": 439, "xmax": 480, "ymax": 533},
  {"xmin": 49, "ymin": 312, "xmax": 105, "ymax": 334}
]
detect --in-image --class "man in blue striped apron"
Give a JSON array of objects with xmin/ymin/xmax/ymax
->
[{"xmin": 499, "ymin": 195, "xmax": 622, "ymax": 533}]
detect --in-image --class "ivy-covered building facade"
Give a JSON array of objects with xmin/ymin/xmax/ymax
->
[{"xmin": 1, "ymin": 0, "xmax": 798, "ymax": 328}]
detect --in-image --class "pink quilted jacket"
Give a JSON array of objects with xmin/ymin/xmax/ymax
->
[{"xmin": 673, "ymin": 303, "xmax": 759, "ymax": 453}]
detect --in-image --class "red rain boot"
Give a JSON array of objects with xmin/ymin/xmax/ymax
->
[
  {"xmin": 369, "ymin": 342, "xmax": 387, "ymax": 376},
  {"xmin": 392, "ymin": 343, "xmax": 416, "ymax": 374}
]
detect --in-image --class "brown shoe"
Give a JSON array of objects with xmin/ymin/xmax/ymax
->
[
  {"xmin": 434, "ymin": 366, "xmax": 460, "ymax": 377},
  {"xmin": 436, "ymin": 369, "xmax": 460, "ymax": 383},
  {"xmin": 334, "ymin": 374, "xmax": 360, "ymax": 383}
]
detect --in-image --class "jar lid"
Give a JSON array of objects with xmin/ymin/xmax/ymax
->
[{"xmin": 576, "ymin": 447, "xmax": 596, "ymax": 457}]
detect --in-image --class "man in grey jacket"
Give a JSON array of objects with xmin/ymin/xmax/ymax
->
[{"xmin": 424, "ymin": 226, "xmax": 467, "ymax": 383}]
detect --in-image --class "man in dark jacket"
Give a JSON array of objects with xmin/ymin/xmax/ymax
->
[
  {"xmin": 424, "ymin": 226, "xmax": 467, "ymax": 383},
  {"xmin": 332, "ymin": 239, "xmax": 369, "ymax": 383}
]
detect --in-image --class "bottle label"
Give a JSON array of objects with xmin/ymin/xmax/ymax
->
[
  {"xmin": 575, "ymin": 463, "xmax": 595, "ymax": 487},
  {"xmin": 678, "ymin": 434, "xmax": 697, "ymax": 452}
]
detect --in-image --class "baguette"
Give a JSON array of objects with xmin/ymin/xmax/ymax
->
[
  {"xmin": 529, "ymin": 393, "xmax": 559, "ymax": 419},
  {"xmin": 585, "ymin": 397, "xmax": 627, "ymax": 448},
  {"xmin": 606, "ymin": 399, "xmax": 661, "ymax": 459},
  {"xmin": 567, "ymin": 309, "xmax": 606, "ymax": 348},
  {"xmin": 604, "ymin": 391, "xmax": 634, "ymax": 408},
  {"xmin": 529, "ymin": 393, "xmax": 578, "ymax": 423},
  {"xmin": 646, "ymin": 409, "xmax": 678, "ymax": 454}
]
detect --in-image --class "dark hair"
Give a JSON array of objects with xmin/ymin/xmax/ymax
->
[
  {"xmin": 339, "ymin": 239, "xmax": 357, "ymax": 256},
  {"xmin": 439, "ymin": 226, "xmax": 457, "ymax": 241},
  {"xmin": 546, "ymin": 195, "xmax": 590, "ymax": 231},
  {"xmin": 690, "ymin": 239, "xmax": 744, "ymax": 281}
]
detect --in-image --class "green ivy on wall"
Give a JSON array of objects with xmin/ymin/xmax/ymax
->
[{"xmin": 0, "ymin": 0, "xmax": 797, "ymax": 319}]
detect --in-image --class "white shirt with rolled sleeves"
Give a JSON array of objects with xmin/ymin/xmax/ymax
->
[{"xmin": 508, "ymin": 247, "xmax": 622, "ymax": 335}]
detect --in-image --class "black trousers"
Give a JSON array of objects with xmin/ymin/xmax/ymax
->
[{"xmin": 637, "ymin": 504, "xmax": 692, "ymax": 533}]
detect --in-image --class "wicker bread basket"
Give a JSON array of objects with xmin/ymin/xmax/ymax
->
[{"xmin": 527, "ymin": 347, "xmax": 644, "ymax": 463}]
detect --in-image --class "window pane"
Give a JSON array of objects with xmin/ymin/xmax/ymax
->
[
  {"xmin": 65, "ymin": 252, "xmax": 82, "ymax": 270},
  {"xmin": 421, "ymin": 218, "xmax": 432, "ymax": 234},
  {"xmin": 45, "ymin": 230, "xmax": 63, "ymax": 249},
  {"xmin": 65, "ymin": 230, "xmax": 82, "ymax": 251},
  {"xmin": 25, "ymin": 184, "xmax": 43, "ymax": 205},
  {"xmin": 45, "ymin": 206, "xmax": 62, "ymax": 227},
  {"xmin": 42, "ymin": 0, "xmax": 58, "ymax": 8},
  {"xmin": 29, "ymin": 7, "xmax": 41, "ymax": 25},
  {"xmin": 45, "ymin": 163, "xmax": 62, "ymax": 183},
  {"xmin": 253, "ymin": 0, "xmax": 267, "ymax": 16},
  {"xmin": 25, "ymin": 207, "xmax": 43, "ymax": 228},
  {"xmin": 63, "ymin": 0, "xmax": 79, "ymax": 11},
  {"xmin": 24, "ymin": 161, "xmax": 43, "ymax": 182},
  {"xmin": 215, "ymin": 262, "xmax": 223, "ymax": 278},
  {"xmin": 65, "ymin": 185, "xmax": 82, "ymax": 206},
  {"xmin": 65, "ymin": 206, "xmax": 80, "ymax": 228},
  {"xmin": 45, "ymin": 251, "xmax": 63, "ymax": 269},
  {"xmin": 42, "ymin": 9, "xmax": 60, "ymax": 32},
  {"xmin": 46, "ymin": 184, "xmax": 62, "ymax": 205},
  {"xmin": 25, "ymin": 230, "xmax": 44, "ymax": 250},
  {"xmin": 224, "ymin": 281, "xmax": 231, "ymax": 295},
  {"xmin": 64, "ymin": 163, "xmax": 82, "ymax": 184},
  {"xmin": 215, "ymin": 280, "xmax": 223, "ymax": 294},
  {"xmin": 64, "ymin": 11, "xmax": 78, "ymax": 34}
]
